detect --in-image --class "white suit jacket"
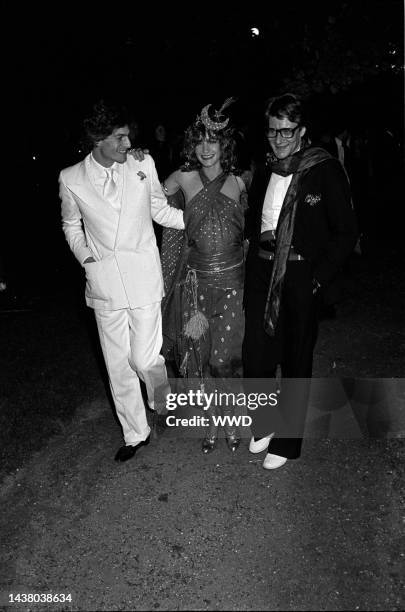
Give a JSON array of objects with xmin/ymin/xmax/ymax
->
[{"xmin": 59, "ymin": 153, "xmax": 184, "ymax": 310}]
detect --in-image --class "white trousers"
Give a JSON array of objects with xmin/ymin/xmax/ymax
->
[{"xmin": 94, "ymin": 302, "xmax": 169, "ymax": 446}]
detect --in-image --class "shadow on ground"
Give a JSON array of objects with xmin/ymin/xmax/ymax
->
[
  {"xmin": 0, "ymin": 400, "xmax": 404, "ymax": 611},
  {"xmin": 0, "ymin": 248, "xmax": 404, "ymax": 610}
]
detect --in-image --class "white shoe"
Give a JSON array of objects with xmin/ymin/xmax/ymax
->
[
  {"xmin": 262, "ymin": 453, "xmax": 287, "ymax": 470},
  {"xmin": 249, "ymin": 433, "xmax": 274, "ymax": 454}
]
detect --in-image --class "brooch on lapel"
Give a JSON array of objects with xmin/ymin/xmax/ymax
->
[
  {"xmin": 137, "ymin": 171, "xmax": 147, "ymax": 181},
  {"xmin": 304, "ymin": 193, "xmax": 321, "ymax": 206}
]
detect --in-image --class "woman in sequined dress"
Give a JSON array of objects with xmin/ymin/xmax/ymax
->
[{"xmin": 160, "ymin": 100, "xmax": 251, "ymax": 454}]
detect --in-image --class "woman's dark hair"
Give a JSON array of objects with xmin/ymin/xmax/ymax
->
[
  {"xmin": 265, "ymin": 93, "xmax": 305, "ymax": 126},
  {"xmin": 180, "ymin": 123, "xmax": 239, "ymax": 173},
  {"xmin": 81, "ymin": 100, "xmax": 130, "ymax": 151}
]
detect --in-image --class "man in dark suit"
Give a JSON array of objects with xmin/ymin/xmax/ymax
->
[{"xmin": 243, "ymin": 93, "xmax": 358, "ymax": 469}]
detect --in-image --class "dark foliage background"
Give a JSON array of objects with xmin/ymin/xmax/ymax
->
[{"xmin": 2, "ymin": 0, "xmax": 404, "ymax": 305}]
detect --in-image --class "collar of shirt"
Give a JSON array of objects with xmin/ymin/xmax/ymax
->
[{"xmin": 89, "ymin": 153, "xmax": 121, "ymax": 185}]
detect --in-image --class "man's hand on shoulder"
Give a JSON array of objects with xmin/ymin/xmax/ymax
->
[{"xmin": 129, "ymin": 148, "xmax": 150, "ymax": 162}]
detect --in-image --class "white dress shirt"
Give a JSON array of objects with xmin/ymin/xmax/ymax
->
[
  {"xmin": 261, "ymin": 172, "xmax": 293, "ymax": 233},
  {"xmin": 87, "ymin": 154, "xmax": 122, "ymax": 211}
]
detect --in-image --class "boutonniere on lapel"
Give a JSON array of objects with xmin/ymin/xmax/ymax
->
[
  {"xmin": 137, "ymin": 171, "xmax": 147, "ymax": 181},
  {"xmin": 304, "ymin": 193, "xmax": 321, "ymax": 206}
]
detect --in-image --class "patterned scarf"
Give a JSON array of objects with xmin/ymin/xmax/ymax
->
[{"xmin": 264, "ymin": 146, "xmax": 332, "ymax": 336}]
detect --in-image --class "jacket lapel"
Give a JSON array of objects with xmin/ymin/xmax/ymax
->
[
  {"xmin": 69, "ymin": 155, "xmax": 120, "ymax": 221},
  {"xmin": 114, "ymin": 163, "xmax": 128, "ymax": 249},
  {"xmin": 115, "ymin": 161, "xmax": 148, "ymax": 246}
]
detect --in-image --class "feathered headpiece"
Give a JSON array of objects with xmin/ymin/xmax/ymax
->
[{"xmin": 195, "ymin": 97, "xmax": 236, "ymax": 131}]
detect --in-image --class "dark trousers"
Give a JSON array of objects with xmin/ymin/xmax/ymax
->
[{"xmin": 242, "ymin": 254, "xmax": 319, "ymax": 459}]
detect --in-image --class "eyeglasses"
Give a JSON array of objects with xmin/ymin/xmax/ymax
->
[{"xmin": 267, "ymin": 125, "xmax": 301, "ymax": 139}]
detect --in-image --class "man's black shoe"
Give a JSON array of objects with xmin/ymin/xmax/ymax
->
[{"xmin": 114, "ymin": 436, "xmax": 150, "ymax": 462}]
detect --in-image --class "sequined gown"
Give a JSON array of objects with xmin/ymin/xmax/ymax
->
[{"xmin": 161, "ymin": 170, "xmax": 247, "ymax": 381}]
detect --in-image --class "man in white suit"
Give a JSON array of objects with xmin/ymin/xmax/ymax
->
[{"xmin": 59, "ymin": 101, "xmax": 184, "ymax": 462}]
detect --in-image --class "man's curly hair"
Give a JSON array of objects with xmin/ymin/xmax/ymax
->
[
  {"xmin": 180, "ymin": 122, "xmax": 239, "ymax": 174},
  {"xmin": 81, "ymin": 100, "xmax": 130, "ymax": 152}
]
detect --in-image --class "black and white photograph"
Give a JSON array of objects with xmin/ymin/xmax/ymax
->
[{"xmin": 1, "ymin": 2, "xmax": 404, "ymax": 610}]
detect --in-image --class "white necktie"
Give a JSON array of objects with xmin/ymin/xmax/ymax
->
[{"xmin": 103, "ymin": 168, "xmax": 118, "ymax": 204}]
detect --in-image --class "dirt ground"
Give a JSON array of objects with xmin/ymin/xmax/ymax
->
[{"xmin": 0, "ymin": 249, "xmax": 404, "ymax": 611}]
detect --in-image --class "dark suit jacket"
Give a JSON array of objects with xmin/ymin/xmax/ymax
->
[{"xmin": 246, "ymin": 153, "xmax": 358, "ymax": 287}]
